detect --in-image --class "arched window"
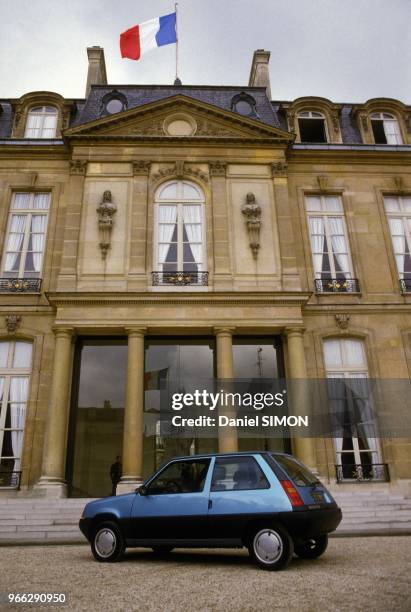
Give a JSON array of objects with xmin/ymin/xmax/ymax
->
[
  {"xmin": 370, "ymin": 112, "xmax": 402, "ymax": 144},
  {"xmin": 298, "ymin": 111, "xmax": 328, "ymax": 143},
  {"xmin": 0, "ymin": 340, "xmax": 33, "ymax": 487},
  {"xmin": 154, "ymin": 180, "xmax": 206, "ymax": 286},
  {"xmin": 24, "ymin": 106, "xmax": 58, "ymax": 138},
  {"xmin": 323, "ymin": 338, "xmax": 382, "ymax": 481}
]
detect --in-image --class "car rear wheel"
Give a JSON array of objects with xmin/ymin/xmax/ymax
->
[
  {"xmin": 151, "ymin": 546, "xmax": 174, "ymax": 555},
  {"xmin": 248, "ymin": 524, "xmax": 293, "ymax": 571},
  {"xmin": 295, "ymin": 534, "xmax": 328, "ymax": 559},
  {"xmin": 91, "ymin": 521, "xmax": 125, "ymax": 563}
]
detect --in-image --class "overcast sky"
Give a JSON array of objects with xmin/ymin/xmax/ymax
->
[{"xmin": 0, "ymin": 0, "xmax": 410, "ymax": 102}]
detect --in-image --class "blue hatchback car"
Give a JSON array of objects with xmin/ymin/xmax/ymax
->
[{"xmin": 79, "ymin": 452, "xmax": 342, "ymax": 570}]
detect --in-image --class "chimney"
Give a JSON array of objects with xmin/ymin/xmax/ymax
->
[
  {"xmin": 248, "ymin": 49, "xmax": 272, "ymax": 100},
  {"xmin": 85, "ymin": 46, "xmax": 107, "ymax": 97}
]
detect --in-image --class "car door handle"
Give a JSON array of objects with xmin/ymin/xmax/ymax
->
[{"xmin": 208, "ymin": 499, "xmax": 212, "ymax": 510}]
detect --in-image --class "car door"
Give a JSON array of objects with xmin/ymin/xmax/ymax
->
[
  {"xmin": 207, "ymin": 455, "xmax": 280, "ymax": 540},
  {"xmin": 130, "ymin": 457, "xmax": 212, "ymax": 542}
]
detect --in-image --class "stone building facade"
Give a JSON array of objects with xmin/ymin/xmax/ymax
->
[{"xmin": 0, "ymin": 48, "xmax": 410, "ymax": 498}]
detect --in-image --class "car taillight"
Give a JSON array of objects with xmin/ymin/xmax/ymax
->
[{"xmin": 280, "ymin": 479, "xmax": 304, "ymax": 507}]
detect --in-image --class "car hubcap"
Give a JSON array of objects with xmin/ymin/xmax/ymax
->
[
  {"xmin": 254, "ymin": 529, "xmax": 283, "ymax": 564},
  {"xmin": 95, "ymin": 529, "xmax": 116, "ymax": 558}
]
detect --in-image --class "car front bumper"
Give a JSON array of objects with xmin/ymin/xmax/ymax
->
[{"xmin": 79, "ymin": 518, "xmax": 92, "ymax": 541}]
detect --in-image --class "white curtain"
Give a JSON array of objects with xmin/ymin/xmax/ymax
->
[
  {"xmin": 5, "ymin": 215, "xmax": 26, "ymax": 272},
  {"xmin": 0, "ymin": 342, "xmax": 9, "ymax": 368},
  {"xmin": 9, "ymin": 377, "xmax": 29, "ymax": 472},
  {"xmin": 389, "ymin": 218, "xmax": 405, "ymax": 275},
  {"xmin": 12, "ymin": 193, "xmax": 31, "ymax": 210},
  {"xmin": 384, "ymin": 119, "xmax": 402, "ymax": 145},
  {"xmin": 183, "ymin": 205, "xmax": 202, "ymax": 264},
  {"xmin": 158, "ymin": 205, "xmax": 177, "ymax": 265},
  {"xmin": 309, "ymin": 217, "xmax": 325, "ymax": 275},
  {"xmin": 24, "ymin": 113, "xmax": 42, "ymax": 137},
  {"xmin": 13, "ymin": 342, "xmax": 33, "ymax": 369},
  {"xmin": 33, "ymin": 193, "xmax": 50, "ymax": 210},
  {"xmin": 42, "ymin": 113, "xmax": 57, "ymax": 138},
  {"xmin": 329, "ymin": 217, "xmax": 349, "ymax": 277},
  {"xmin": 30, "ymin": 215, "xmax": 47, "ymax": 272}
]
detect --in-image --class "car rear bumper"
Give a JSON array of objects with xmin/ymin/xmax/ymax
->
[{"xmin": 279, "ymin": 506, "xmax": 342, "ymax": 539}]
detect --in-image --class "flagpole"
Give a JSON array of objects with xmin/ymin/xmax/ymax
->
[{"xmin": 175, "ymin": 1, "xmax": 179, "ymax": 83}]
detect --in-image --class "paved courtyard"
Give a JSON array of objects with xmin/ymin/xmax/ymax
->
[{"xmin": 0, "ymin": 537, "xmax": 410, "ymax": 612}]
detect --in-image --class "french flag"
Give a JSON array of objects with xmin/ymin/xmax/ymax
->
[{"xmin": 120, "ymin": 13, "xmax": 177, "ymax": 61}]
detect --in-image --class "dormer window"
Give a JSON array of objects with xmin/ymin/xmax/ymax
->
[
  {"xmin": 370, "ymin": 112, "xmax": 402, "ymax": 144},
  {"xmin": 298, "ymin": 111, "xmax": 328, "ymax": 143},
  {"xmin": 231, "ymin": 93, "xmax": 258, "ymax": 118},
  {"xmin": 24, "ymin": 106, "xmax": 58, "ymax": 138},
  {"xmin": 100, "ymin": 90, "xmax": 127, "ymax": 116}
]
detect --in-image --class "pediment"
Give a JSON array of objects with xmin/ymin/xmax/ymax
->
[{"xmin": 64, "ymin": 95, "xmax": 293, "ymax": 142}]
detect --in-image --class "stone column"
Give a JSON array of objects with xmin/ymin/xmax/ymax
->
[
  {"xmin": 117, "ymin": 327, "xmax": 147, "ymax": 494},
  {"xmin": 285, "ymin": 327, "xmax": 317, "ymax": 470},
  {"xmin": 36, "ymin": 327, "xmax": 75, "ymax": 498},
  {"xmin": 214, "ymin": 327, "xmax": 238, "ymax": 453}
]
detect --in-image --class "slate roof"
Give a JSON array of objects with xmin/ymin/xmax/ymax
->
[
  {"xmin": 70, "ymin": 85, "xmax": 282, "ymax": 128},
  {"xmin": 0, "ymin": 85, "xmax": 399, "ymax": 144}
]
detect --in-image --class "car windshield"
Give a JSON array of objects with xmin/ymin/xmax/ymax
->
[{"xmin": 271, "ymin": 454, "xmax": 319, "ymax": 486}]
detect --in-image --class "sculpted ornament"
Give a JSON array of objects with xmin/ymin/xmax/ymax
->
[
  {"xmin": 96, "ymin": 190, "xmax": 117, "ymax": 260},
  {"xmin": 5, "ymin": 315, "xmax": 22, "ymax": 334},
  {"xmin": 242, "ymin": 192, "xmax": 262, "ymax": 260}
]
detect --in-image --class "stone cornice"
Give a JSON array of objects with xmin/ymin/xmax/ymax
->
[{"xmin": 45, "ymin": 291, "xmax": 311, "ymax": 307}]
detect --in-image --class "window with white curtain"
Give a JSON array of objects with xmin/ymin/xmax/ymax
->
[
  {"xmin": 383, "ymin": 196, "xmax": 411, "ymax": 285},
  {"xmin": 2, "ymin": 193, "xmax": 50, "ymax": 278},
  {"xmin": 155, "ymin": 180, "xmax": 205, "ymax": 274},
  {"xmin": 305, "ymin": 195, "xmax": 353, "ymax": 281},
  {"xmin": 24, "ymin": 106, "xmax": 58, "ymax": 138},
  {"xmin": 370, "ymin": 112, "xmax": 402, "ymax": 145},
  {"xmin": 0, "ymin": 340, "xmax": 32, "ymax": 485},
  {"xmin": 323, "ymin": 338, "xmax": 381, "ymax": 480}
]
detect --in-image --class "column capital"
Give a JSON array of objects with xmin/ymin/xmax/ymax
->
[
  {"xmin": 213, "ymin": 326, "xmax": 236, "ymax": 337},
  {"xmin": 52, "ymin": 326, "xmax": 75, "ymax": 338},
  {"xmin": 125, "ymin": 326, "xmax": 147, "ymax": 338},
  {"xmin": 284, "ymin": 326, "xmax": 305, "ymax": 338}
]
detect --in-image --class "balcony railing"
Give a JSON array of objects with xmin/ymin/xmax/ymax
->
[
  {"xmin": 400, "ymin": 278, "xmax": 411, "ymax": 294},
  {"xmin": 0, "ymin": 470, "xmax": 22, "ymax": 489},
  {"xmin": 152, "ymin": 271, "xmax": 209, "ymax": 286},
  {"xmin": 0, "ymin": 278, "xmax": 42, "ymax": 293},
  {"xmin": 335, "ymin": 463, "xmax": 390, "ymax": 483},
  {"xmin": 314, "ymin": 278, "xmax": 360, "ymax": 293}
]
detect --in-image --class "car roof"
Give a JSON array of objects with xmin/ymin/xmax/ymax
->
[{"xmin": 163, "ymin": 451, "xmax": 290, "ymax": 461}]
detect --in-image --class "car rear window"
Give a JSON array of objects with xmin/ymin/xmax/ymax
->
[{"xmin": 269, "ymin": 454, "xmax": 319, "ymax": 486}]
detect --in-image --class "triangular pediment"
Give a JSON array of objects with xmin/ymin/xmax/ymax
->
[{"xmin": 64, "ymin": 95, "xmax": 293, "ymax": 142}]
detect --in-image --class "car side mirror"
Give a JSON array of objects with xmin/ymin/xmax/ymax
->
[{"xmin": 138, "ymin": 485, "xmax": 148, "ymax": 496}]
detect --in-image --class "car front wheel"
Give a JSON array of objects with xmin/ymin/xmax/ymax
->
[
  {"xmin": 248, "ymin": 524, "xmax": 293, "ymax": 571},
  {"xmin": 91, "ymin": 521, "xmax": 125, "ymax": 562},
  {"xmin": 294, "ymin": 534, "xmax": 328, "ymax": 559}
]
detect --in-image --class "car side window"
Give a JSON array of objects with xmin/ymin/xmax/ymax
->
[
  {"xmin": 211, "ymin": 456, "xmax": 270, "ymax": 491},
  {"xmin": 147, "ymin": 459, "xmax": 211, "ymax": 495}
]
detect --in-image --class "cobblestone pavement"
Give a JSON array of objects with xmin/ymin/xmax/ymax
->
[{"xmin": 0, "ymin": 537, "xmax": 410, "ymax": 612}]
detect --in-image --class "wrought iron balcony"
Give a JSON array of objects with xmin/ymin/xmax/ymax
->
[
  {"xmin": 0, "ymin": 278, "xmax": 42, "ymax": 293},
  {"xmin": 314, "ymin": 278, "xmax": 360, "ymax": 293},
  {"xmin": 152, "ymin": 271, "xmax": 208, "ymax": 286},
  {"xmin": 0, "ymin": 470, "xmax": 22, "ymax": 489},
  {"xmin": 400, "ymin": 278, "xmax": 411, "ymax": 294},
  {"xmin": 335, "ymin": 463, "xmax": 390, "ymax": 483}
]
